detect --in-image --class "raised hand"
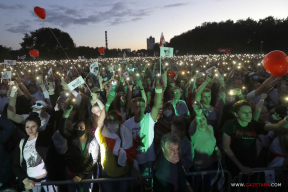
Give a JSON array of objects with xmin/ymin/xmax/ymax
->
[
  {"xmin": 192, "ymin": 101, "xmax": 203, "ymax": 117},
  {"xmin": 206, "ymin": 72, "xmax": 214, "ymax": 83},
  {"xmin": 155, "ymin": 77, "xmax": 164, "ymax": 89}
]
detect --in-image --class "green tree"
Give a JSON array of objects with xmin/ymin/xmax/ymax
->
[
  {"xmin": 20, "ymin": 27, "xmax": 76, "ymax": 60},
  {"xmin": 0, "ymin": 45, "xmax": 12, "ymax": 60}
]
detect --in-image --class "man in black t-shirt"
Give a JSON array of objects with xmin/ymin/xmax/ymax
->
[{"xmin": 222, "ymin": 100, "xmax": 288, "ymax": 176}]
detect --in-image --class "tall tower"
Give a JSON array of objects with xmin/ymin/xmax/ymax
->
[
  {"xmin": 147, "ymin": 36, "xmax": 155, "ymax": 50},
  {"xmin": 105, "ymin": 31, "xmax": 108, "ymax": 49}
]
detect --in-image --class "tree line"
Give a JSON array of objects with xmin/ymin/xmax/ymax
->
[
  {"xmin": 1, "ymin": 16, "xmax": 288, "ymax": 61},
  {"xmin": 168, "ymin": 16, "xmax": 288, "ymax": 54}
]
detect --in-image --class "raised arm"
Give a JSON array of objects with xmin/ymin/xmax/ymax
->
[
  {"xmin": 135, "ymin": 77, "xmax": 147, "ymax": 104},
  {"xmin": 195, "ymin": 73, "xmax": 213, "ymax": 102},
  {"xmin": 7, "ymin": 88, "xmax": 25, "ymax": 124},
  {"xmin": 15, "ymin": 76, "xmax": 33, "ymax": 101},
  {"xmin": 252, "ymin": 94, "xmax": 266, "ymax": 121},
  {"xmin": 59, "ymin": 106, "xmax": 74, "ymax": 139},
  {"xmin": 151, "ymin": 78, "xmax": 164, "ymax": 122},
  {"xmin": 105, "ymin": 82, "xmax": 117, "ymax": 112},
  {"xmin": 247, "ymin": 76, "xmax": 279, "ymax": 99}
]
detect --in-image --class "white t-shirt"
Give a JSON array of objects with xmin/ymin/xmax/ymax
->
[
  {"xmin": 23, "ymin": 138, "xmax": 47, "ymax": 178},
  {"xmin": 123, "ymin": 113, "xmax": 156, "ymax": 164},
  {"xmin": 21, "ymin": 113, "xmax": 50, "ymax": 131},
  {"xmin": 120, "ymin": 108, "xmax": 127, "ymax": 122}
]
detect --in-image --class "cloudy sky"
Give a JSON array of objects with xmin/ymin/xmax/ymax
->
[{"xmin": 0, "ymin": 0, "xmax": 287, "ymax": 50}]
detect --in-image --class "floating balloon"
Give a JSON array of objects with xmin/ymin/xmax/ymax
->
[
  {"xmin": 98, "ymin": 47, "xmax": 105, "ymax": 55},
  {"xmin": 167, "ymin": 71, "xmax": 176, "ymax": 78},
  {"xmin": 29, "ymin": 50, "xmax": 39, "ymax": 57},
  {"xmin": 34, "ymin": 6, "xmax": 46, "ymax": 19},
  {"xmin": 263, "ymin": 50, "xmax": 288, "ymax": 77}
]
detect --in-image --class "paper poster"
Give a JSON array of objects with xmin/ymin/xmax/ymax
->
[
  {"xmin": 90, "ymin": 62, "xmax": 99, "ymax": 76},
  {"xmin": 109, "ymin": 65, "xmax": 114, "ymax": 72},
  {"xmin": 67, "ymin": 76, "xmax": 85, "ymax": 91},
  {"xmin": 48, "ymin": 68, "xmax": 53, "ymax": 76},
  {"xmin": 1, "ymin": 71, "xmax": 11, "ymax": 79},
  {"xmin": 205, "ymin": 66, "xmax": 216, "ymax": 73},
  {"xmin": 123, "ymin": 71, "xmax": 129, "ymax": 77},
  {"xmin": 4, "ymin": 60, "xmax": 16, "ymax": 65},
  {"xmin": 160, "ymin": 47, "xmax": 174, "ymax": 57}
]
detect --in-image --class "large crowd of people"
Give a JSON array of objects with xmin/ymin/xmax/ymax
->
[{"xmin": 1, "ymin": 53, "xmax": 288, "ymax": 192}]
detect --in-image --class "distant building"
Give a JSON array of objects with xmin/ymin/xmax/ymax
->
[
  {"xmin": 122, "ymin": 48, "xmax": 131, "ymax": 52},
  {"xmin": 147, "ymin": 36, "xmax": 155, "ymax": 50}
]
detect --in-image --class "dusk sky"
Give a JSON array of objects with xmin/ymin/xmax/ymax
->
[{"xmin": 1, "ymin": 0, "xmax": 287, "ymax": 51}]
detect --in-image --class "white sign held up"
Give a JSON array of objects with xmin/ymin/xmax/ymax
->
[
  {"xmin": 4, "ymin": 60, "xmax": 16, "ymax": 65},
  {"xmin": 1, "ymin": 71, "xmax": 11, "ymax": 80},
  {"xmin": 90, "ymin": 62, "xmax": 99, "ymax": 76},
  {"xmin": 67, "ymin": 76, "xmax": 85, "ymax": 91}
]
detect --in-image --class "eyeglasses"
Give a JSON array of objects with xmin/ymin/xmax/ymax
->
[{"xmin": 33, "ymin": 103, "xmax": 44, "ymax": 106}]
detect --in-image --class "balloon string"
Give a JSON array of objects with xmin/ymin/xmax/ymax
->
[
  {"xmin": 265, "ymin": 78, "xmax": 279, "ymax": 94},
  {"xmin": 49, "ymin": 28, "xmax": 71, "ymax": 61}
]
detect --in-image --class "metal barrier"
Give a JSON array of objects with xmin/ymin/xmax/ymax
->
[
  {"xmin": 186, "ymin": 170, "xmax": 232, "ymax": 192},
  {"xmin": 32, "ymin": 168, "xmax": 288, "ymax": 192},
  {"xmin": 34, "ymin": 170, "xmax": 232, "ymax": 192},
  {"xmin": 34, "ymin": 176, "xmax": 153, "ymax": 192},
  {"xmin": 236, "ymin": 167, "xmax": 288, "ymax": 192}
]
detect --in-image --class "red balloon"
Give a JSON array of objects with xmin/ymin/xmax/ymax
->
[
  {"xmin": 34, "ymin": 6, "xmax": 46, "ymax": 19},
  {"xmin": 167, "ymin": 71, "xmax": 176, "ymax": 78},
  {"xmin": 29, "ymin": 50, "xmax": 39, "ymax": 57},
  {"xmin": 263, "ymin": 50, "xmax": 288, "ymax": 77},
  {"xmin": 98, "ymin": 47, "xmax": 105, "ymax": 55}
]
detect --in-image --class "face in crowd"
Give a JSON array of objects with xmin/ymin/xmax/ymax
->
[
  {"xmin": 173, "ymin": 88, "xmax": 181, "ymax": 100},
  {"xmin": 201, "ymin": 91, "xmax": 211, "ymax": 106},
  {"xmin": 162, "ymin": 103, "xmax": 174, "ymax": 120},
  {"xmin": 259, "ymin": 106, "xmax": 269, "ymax": 122},
  {"xmin": 234, "ymin": 105, "xmax": 252, "ymax": 123},
  {"xmin": 162, "ymin": 141, "xmax": 180, "ymax": 164},
  {"xmin": 25, "ymin": 120, "xmax": 39, "ymax": 138},
  {"xmin": 131, "ymin": 100, "xmax": 146, "ymax": 117},
  {"xmin": 74, "ymin": 121, "xmax": 86, "ymax": 138},
  {"xmin": 91, "ymin": 106, "xmax": 101, "ymax": 117},
  {"xmin": 105, "ymin": 113, "xmax": 121, "ymax": 133},
  {"xmin": 28, "ymin": 85, "xmax": 38, "ymax": 95},
  {"xmin": 171, "ymin": 125, "xmax": 184, "ymax": 139}
]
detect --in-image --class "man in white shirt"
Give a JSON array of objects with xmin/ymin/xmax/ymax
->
[{"xmin": 123, "ymin": 79, "xmax": 163, "ymax": 189}]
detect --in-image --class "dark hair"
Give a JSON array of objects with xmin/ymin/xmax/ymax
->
[
  {"xmin": 161, "ymin": 133, "xmax": 181, "ymax": 149},
  {"xmin": 232, "ymin": 100, "xmax": 251, "ymax": 113},
  {"xmin": 171, "ymin": 118, "xmax": 190, "ymax": 141},
  {"xmin": 105, "ymin": 110, "xmax": 123, "ymax": 124},
  {"xmin": 163, "ymin": 102, "xmax": 175, "ymax": 116},
  {"xmin": 73, "ymin": 119, "xmax": 91, "ymax": 136},
  {"xmin": 171, "ymin": 119, "xmax": 186, "ymax": 133},
  {"xmin": 131, "ymin": 97, "xmax": 145, "ymax": 106},
  {"xmin": 25, "ymin": 112, "xmax": 41, "ymax": 128}
]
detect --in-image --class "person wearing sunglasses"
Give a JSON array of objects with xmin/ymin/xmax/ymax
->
[{"xmin": 7, "ymin": 90, "xmax": 50, "ymax": 131}]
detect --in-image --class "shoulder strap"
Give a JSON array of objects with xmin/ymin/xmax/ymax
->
[{"xmin": 19, "ymin": 138, "xmax": 25, "ymax": 167}]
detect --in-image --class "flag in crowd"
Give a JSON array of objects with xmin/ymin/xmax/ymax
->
[
  {"xmin": 159, "ymin": 32, "xmax": 165, "ymax": 48},
  {"xmin": 17, "ymin": 55, "xmax": 26, "ymax": 60}
]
